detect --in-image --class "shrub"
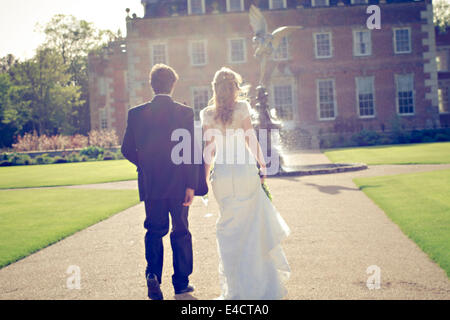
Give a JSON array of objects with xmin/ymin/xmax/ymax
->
[
  {"xmin": 351, "ymin": 130, "xmax": 381, "ymax": 146},
  {"xmin": 67, "ymin": 152, "xmax": 81, "ymax": 163},
  {"xmin": 12, "ymin": 132, "xmax": 40, "ymax": 151},
  {"xmin": 8, "ymin": 153, "xmax": 33, "ymax": 166},
  {"xmin": 80, "ymin": 146, "xmax": 104, "ymax": 159},
  {"xmin": 436, "ymin": 133, "xmax": 450, "ymax": 142},
  {"xmin": 409, "ymin": 130, "xmax": 424, "ymax": 143},
  {"xmin": 88, "ymin": 130, "xmax": 119, "ymax": 148},
  {"xmin": 52, "ymin": 156, "xmax": 68, "ymax": 164},
  {"xmin": 0, "ymin": 161, "xmax": 13, "ymax": 167},
  {"xmin": 103, "ymin": 151, "xmax": 117, "ymax": 161},
  {"xmin": 35, "ymin": 154, "xmax": 53, "ymax": 165},
  {"xmin": 115, "ymin": 151, "xmax": 125, "ymax": 160},
  {"xmin": 38, "ymin": 135, "xmax": 69, "ymax": 151},
  {"xmin": 68, "ymin": 134, "xmax": 88, "ymax": 149}
]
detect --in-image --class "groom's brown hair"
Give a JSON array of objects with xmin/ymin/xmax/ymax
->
[{"xmin": 150, "ymin": 64, "xmax": 179, "ymax": 95}]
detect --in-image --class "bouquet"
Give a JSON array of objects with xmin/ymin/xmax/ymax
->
[{"xmin": 261, "ymin": 181, "xmax": 272, "ymax": 201}]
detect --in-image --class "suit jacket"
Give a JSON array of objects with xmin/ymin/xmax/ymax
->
[{"xmin": 121, "ymin": 95, "xmax": 199, "ymax": 201}]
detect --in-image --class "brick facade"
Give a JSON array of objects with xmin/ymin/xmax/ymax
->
[
  {"xmin": 88, "ymin": 0, "xmax": 441, "ymax": 147},
  {"xmin": 436, "ymin": 26, "xmax": 450, "ymax": 127}
]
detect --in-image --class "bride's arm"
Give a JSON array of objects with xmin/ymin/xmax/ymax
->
[
  {"xmin": 203, "ymin": 125, "xmax": 216, "ymax": 182},
  {"xmin": 242, "ymin": 116, "xmax": 267, "ymax": 179}
]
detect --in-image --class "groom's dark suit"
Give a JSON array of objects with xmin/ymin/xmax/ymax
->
[{"xmin": 121, "ymin": 94, "xmax": 198, "ymax": 291}]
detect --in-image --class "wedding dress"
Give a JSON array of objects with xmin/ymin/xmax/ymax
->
[{"xmin": 200, "ymin": 100, "xmax": 290, "ymax": 300}]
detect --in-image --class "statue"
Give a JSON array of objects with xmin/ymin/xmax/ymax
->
[
  {"xmin": 249, "ymin": 5, "xmax": 302, "ymax": 174},
  {"xmin": 249, "ymin": 4, "xmax": 303, "ymax": 86}
]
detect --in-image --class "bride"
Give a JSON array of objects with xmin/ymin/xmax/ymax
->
[{"xmin": 200, "ymin": 67, "xmax": 291, "ymax": 300}]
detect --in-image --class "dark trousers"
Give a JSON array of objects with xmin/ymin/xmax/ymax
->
[{"xmin": 144, "ymin": 199, "xmax": 193, "ymax": 291}]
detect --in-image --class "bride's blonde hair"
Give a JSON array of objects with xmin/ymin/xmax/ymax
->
[{"xmin": 210, "ymin": 67, "xmax": 249, "ymax": 125}]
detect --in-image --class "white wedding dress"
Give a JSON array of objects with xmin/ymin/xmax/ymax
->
[{"xmin": 200, "ymin": 100, "xmax": 291, "ymax": 300}]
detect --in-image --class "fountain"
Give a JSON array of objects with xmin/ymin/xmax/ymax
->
[{"xmin": 249, "ymin": 5, "xmax": 367, "ymax": 177}]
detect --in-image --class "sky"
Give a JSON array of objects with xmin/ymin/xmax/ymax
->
[{"xmin": 0, "ymin": 0, "xmax": 144, "ymax": 60}]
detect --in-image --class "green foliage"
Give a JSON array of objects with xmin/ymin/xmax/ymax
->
[
  {"xmin": 3, "ymin": 48, "xmax": 82, "ymax": 136},
  {"xmin": 350, "ymin": 130, "xmax": 381, "ymax": 147},
  {"xmin": 52, "ymin": 156, "xmax": 68, "ymax": 164},
  {"xmin": 434, "ymin": 0, "xmax": 450, "ymax": 32},
  {"xmin": 0, "ymin": 14, "xmax": 116, "ymax": 149},
  {"xmin": 1, "ymin": 153, "xmax": 34, "ymax": 166},
  {"xmin": 0, "ymin": 73, "xmax": 17, "ymax": 148},
  {"xmin": 80, "ymin": 146, "xmax": 105, "ymax": 159},
  {"xmin": 102, "ymin": 150, "xmax": 117, "ymax": 161},
  {"xmin": 320, "ymin": 127, "xmax": 450, "ymax": 149},
  {"xmin": 35, "ymin": 154, "xmax": 53, "ymax": 165},
  {"xmin": 67, "ymin": 152, "xmax": 81, "ymax": 163},
  {"xmin": 38, "ymin": 14, "xmax": 116, "ymax": 135}
]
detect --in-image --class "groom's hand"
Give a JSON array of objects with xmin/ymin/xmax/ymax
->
[{"xmin": 183, "ymin": 188, "xmax": 195, "ymax": 207}]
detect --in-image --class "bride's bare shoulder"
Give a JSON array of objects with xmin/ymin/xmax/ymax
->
[
  {"xmin": 236, "ymin": 100, "xmax": 253, "ymax": 117},
  {"xmin": 200, "ymin": 105, "xmax": 215, "ymax": 123}
]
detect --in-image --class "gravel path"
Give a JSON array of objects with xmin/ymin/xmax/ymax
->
[{"xmin": 1, "ymin": 162, "xmax": 449, "ymax": 300}]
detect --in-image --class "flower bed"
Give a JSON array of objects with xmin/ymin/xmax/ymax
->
[{"xmin": 12, "ymin": 130, "xmax": 119, "ymax": 152}]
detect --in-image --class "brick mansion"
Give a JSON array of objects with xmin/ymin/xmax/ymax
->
[{"xmin": 88, "ymin": 0, "xmax": 450, "ymax": 148}]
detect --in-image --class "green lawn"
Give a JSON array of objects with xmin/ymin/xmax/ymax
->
[
  {"xmin": 354, "ymin": 169, "xmax": 450, "ymax": 277},
  {"xmin": 0, "ymin": 188, "xmax": 140, "ymax": 268},
  {"xmin": 0, "ymin": 160, "xmax": 137, "ymax": 189},
  {"xmin": 324, "ymin": 142, "xmax": 450, "ymax": 165}
]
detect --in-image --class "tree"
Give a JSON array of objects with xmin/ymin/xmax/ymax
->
[
  {"xmin": 434, "ymin": 0, "xmax": 450, "ymax": 32},
  {"xmin": 0, "ymin": 72, "xmax": 17, "ymax": 148},
  {"xmin": 3, "ymin": 48, "xmax": 82, "ymax": 136},
  {"xmin": 37, "ymin": 14, "xmax": 115, "ymax": 134},
  {"xmin": 0, "ymin": 54, "xmax": 17, "ymax": 73}
]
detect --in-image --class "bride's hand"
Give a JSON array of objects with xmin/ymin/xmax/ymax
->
[{"xmin": 259, "ymin": 165, "xmax": 267, "ymax": 184}]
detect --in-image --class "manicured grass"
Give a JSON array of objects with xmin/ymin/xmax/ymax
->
[
  {"xmin": 0, "ymin": 188, "xmax": 139, "ymax": 268},
  {"xmin": 324, "ymin": 142, "xmax": 450, "ymax": 165},
  {"xmin": 354, "ymin": 169, "xmax": 450, "ymax": 277},
  {"xmin": 0, "ymin": 160, "xmax": 137, "ymax": 189}
]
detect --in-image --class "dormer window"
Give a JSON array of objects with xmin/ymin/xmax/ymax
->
[
  {"xmin": 269, "ymin": 0, "xmax": 287, "ymax": 10},
  {"xmin": 227, "ymin": 0, "xmax": 244, "ymax": 12},
  {"xmin": 188, "ymin": 0, "xmax": 205, "ymax": 15}
]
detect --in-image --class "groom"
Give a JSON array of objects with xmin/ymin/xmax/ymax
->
[{"xmin": 121, "ymin": 64, "xmax": 199, "ymax": 300}]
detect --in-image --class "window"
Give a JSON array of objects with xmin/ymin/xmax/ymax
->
[
  {"xmin": 151, "ymin": 43, "xmax": 167, "ymax": 65},
  {"xmin": 353, "ymin": 30, "xmax": 371, "ymax": 56},
  {"xmin": 188, "ymin": 0, "xmax": 205, "ymax": 15},
  {"xmin": 436, "ymin": 50, "xmax": 449, "ymax": 72},
  {"xmin": 229, "ymin": 38, "xmax": 246, "ymax": 63},
  {"xmin": 356, "ymin": 77, "xmax": 375, "ymax": 118},
  {"xmin": 100, "ymin": 109, "xmax": 108, "ymax": 129},
  {"xmin": 269, "ymin": 0, "xmax": 287, "ymax": 9},
  {"xmin": 394, "ymin": 28, "xmax": 411, "ymax": 54},
  {"xmin": 396, "ymin": 74, "xmax": 415, "ymax": 115},
  {"xmin": 190, "ymin": 40, "xmax": 207, "ymax": 66},
  {"xmin": 351, "ymin": 0, "xmax": 368, "ymax": 4},
  {"xmin": 98, "ymin": 77, "xmax": 106, "ymax": 96},
  {"xmin": 314, "ymin": 32, "xmax": 332, "ymax": 58},
  {"xmin": 192, "ymin": 87, "xmax": 211, "ymax": 120},
  {"xmin": 273, "ymin": 84, "xmax": 294, "ymax": 121},
  {"xmin": 226, "ymin": 0, "xmax": 244, "ymax": 12},
  {"xmin": 317, "ymin": 79, "xmax": 336, "ymax": 120},
  {"xmin": 438, "ymin": 87, "xmax": 450, "ymax": 114},
  {"xmin": 273, "ymin": 36, "xmax": 289, "ymax": 61},
  {"xmin": 311, "ymin": 0, "xmax": 330, "ymax": 7}
]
